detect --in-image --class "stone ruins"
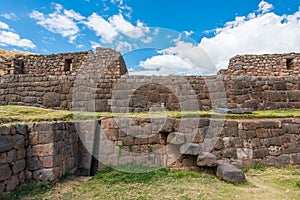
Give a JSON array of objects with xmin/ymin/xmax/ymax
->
[{"xmin": 0, "ymin": 48, "xmax": 300, "ymax": 193}]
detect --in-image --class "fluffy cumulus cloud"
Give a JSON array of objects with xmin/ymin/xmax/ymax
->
[
  {"xmin": 137, "ymin": 54, "xmax": 198, "ymax": 76},
  {"xmin": 258, "ymin": 0, "xmax": 274, "ymax": 14},
  {"xmin": 84, "ymin": 13, "xmax": 118, "ymax": 43},
  {"xmin": 134, "ymin": 41, "xmax": 216, "ymax": 76},
  {"xmin": 84, "ymin": 13, "xmax": 150, "ymax": 44},
  {"xmin": 134, "ymin": 1, "xmax": 300, "ymax": 75},
  {"xmin": 29, "ymin": 3, "xmax": 84, "ymax": 43},
  {"xmin": 199, "ymin": 1, "xmax": 300, "ymax": 69},
  {"xmin": 0, "ymin": 21, "xmax": 35, "ymax": 49},
  {"xmin": 109, "ymin": 14, "xmax": 149, "ymax": 39}
]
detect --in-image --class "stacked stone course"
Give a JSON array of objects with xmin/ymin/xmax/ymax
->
[
  {"xmin": 220, "ymin": 53, "xmax": 300, "ymax": 76},
  {"xmin": 1, "ymin": 75, "xmax": 300, "ymax": 111}
]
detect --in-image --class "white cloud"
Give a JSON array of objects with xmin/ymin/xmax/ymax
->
[
  {"xmin": 0, "ymin": 30, "xmax": 36, "ymax": 49},
  {"xmin": 109, "ymin": 14, "xmax": 149, "ymax": 39},
  {"xmin": 137, "ymin": 54, "xmax": 197, "ymax": 76},
  {"xmin": 29, "ymin": 3, "xmax": 84, "ymax": 43},
  {"xmin": 85, "ymin": 13, "xmax": 118, "ymax": 43},
  {"xmin": 135, "ymin": 40, "xmax": 216, "ymax": 75},
  {"xmin": 199, "ymin": 1, "xmax": 300, "ymax": 69},
  {"xmin": 0, "ymin": 13, "xmax": 18, "ymax": 21},
  {"xmin": 141, "ymin": 36, "xmax": 153, "ymax": 44},
  {"xmin": 0, "ymin": 21, "xmax": 9, "ymax": 30},
  {"xmin": 85, "ymin": 12, "xmax": 150, "ymax": 44},
  {"xmin": 91, "ymin": 41, "xmax": 101, "ymax": 49},
  {"xmin": 258, "ymin": 0, "xmax": 274, "ymax": 14},
  {"xmin": 115, "ymin": 41, "xmax": 132, "ymax": 53},
  {"xmin": 183, "ymin": 30, "xmax": 194, "ymax": 37},
  {"xmin": 76, "ymin": 44, "xmax": 84, "ymax": 48},
  {"xmin": 64, "ymin": 9, "xmax": 85, "ymax": 21},
  {"xmin": 0, "ymin": 21, "xmax": 35, "ymax": 49}
]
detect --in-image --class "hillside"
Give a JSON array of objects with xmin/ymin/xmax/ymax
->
[{"xmin": 0, "ymin": 48, "xmax": 34, "ymax": 62}]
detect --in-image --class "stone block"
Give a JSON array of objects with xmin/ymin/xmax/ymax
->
[
  {"xmin": 0, "ymin": 165, "xmax": 11, "ymax": 181},
  {"xmin": 180, "ymin": 143, "xmax": 201, "ymax": 155},
  {"xmin": 253, "ymin": 149, "xmax": 269, "ymax": 158},
  {"xmin": 0, "ymin": 182, "xmax": 5, "ymax": 193},
  {"xmin": 273, "ymin": 81, "xmax": 287, "ymax": 90},
  {"xmin": 13, "ymin": 134, "xmax": 25, "ymax": 149},
  {"xmin": 33, "ymin": 169, "xmax": 55, "ymax": 182},
  {"xmin": 16, "ymin": 124, "xmax": 27, "ymax": 135},
  {"xmin": 278, "ymin": 154, "xmax": 290, "ymax": 166},
  {"xmin": 0, "ymin": 125, "xmax": 11, "ymax": 135},
  {"xmin": 27, "ymin": 157, "xmax": 42, "ymax": 170},
  {"xmin": 196, "ymin": 152, "xmax": 217, "ymax": 167},
  {"xmin": 16, "ymin": 149, "xmax": 26, "ymax": 160},
  {"xmin": 167, "ymin": 132, "xmax": 185, "ymax": 145},
  {"xmin": 0, "ymin": 135, "xmax": 13, "ymax": 153},
  {"xmin": 288, "ymin": 91, "xmax": 300, "ymax": 102},
  {"xmin": 282, "ymin": 124, "xmax": 299, "ymax": 134},
  {"xmin": 18, "ymin": 171, "xmax": 25, "ymax": 184},
  {"xmin": 160, "ymin": 118, "xmax": 175, "ymax": 133},
  {"xmin": 31, "ymin": 143, "xmax": 55, "ymax": 156},
  {"xmin": 29, "ymin": 131, "xmax": 39, "ymax": 145},
  {"xmin": 236, "ymin": 148, "xmax": 253, "ymax": 160},
  {"xmin": 216, "ymin": 162, "xmax": 246, "ymax": 183},
  {"xmin": 25, "ymin": 170, "xmax": 32, "ymax": 180},
  {"xmin": 43, "ymin": 92, "xmax": 61, "ymax": 107},
  {"xmin": 12, "ymin": 159, "xmax": 25, "ymax": 174},
  {"xmin": 6, "ymin": 175, "xmax": 18, "ymax": 192},
  {"xmin": 7, "ymin": 149, "xmax": 16, "ymax": 163}
]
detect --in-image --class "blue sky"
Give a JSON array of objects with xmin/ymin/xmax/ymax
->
[{"xmin": 0, "ymin": 0, "xmax": 300, "ymax": 75}]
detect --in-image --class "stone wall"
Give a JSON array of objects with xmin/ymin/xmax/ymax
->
[
  {"xmin": 1, "ymin": 75, "xmax": 300, "ymax": 111},
  {"xmin": 0, "ymin": 122, "xmax": 79, "ymax": 194},
  {"xmin": 1, "ymin": 47, "xmax": 127, "ymax": 77},
  {"xmin": 1, "ymin": 118, "xmax": 300, "ymax": 193},
  {"xmin": 219, "ymin": 53, "xmax": 300, "ymax": 76},
  {"xmin": 99, "ymin": 117, "xmax": 300, "ymax": 169}
]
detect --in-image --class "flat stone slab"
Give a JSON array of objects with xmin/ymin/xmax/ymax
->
[
  {"xmin": 216, "ymin": 163, "xmax": 246, "ymax": 183},
  {"xmin": 180, "ymin": 143, "xmax": 201, "ymax": 155},
  {"xmin": 167, "ymin": 132, "xmax": 185, "ymax": 145},
  {"xmin": 215, "ymin": 108, "xmax": 252, "ymax": 114},
  {"xmin": 196, "ymin": 152, "xmax": 217, "ymax": 167}
]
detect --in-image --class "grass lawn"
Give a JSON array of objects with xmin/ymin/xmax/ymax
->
[
  {"xmin": 1, "ymin": 166, "xmax": 299, "ymax": 200},
  {"xmin": 1, "ymin": 105, "xmax": 300, "ymax": 125}
]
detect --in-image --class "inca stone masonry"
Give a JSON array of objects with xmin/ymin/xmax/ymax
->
[{"xmin": 0, "ymin": 48, "xmax": 300, "ymax": 193}]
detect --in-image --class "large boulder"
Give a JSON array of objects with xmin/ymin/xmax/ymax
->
[{"xmin": 216, "ymin": 162, "xmax": 246, "ymax": 183}]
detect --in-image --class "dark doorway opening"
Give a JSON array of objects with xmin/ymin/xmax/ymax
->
[
  {"xmin": 64, "ymin": 59, "xmax": 72, "ymax": 72},
  {"xmin": 286, "ymin": 58, "xmax": 294, "ymax": 70}
]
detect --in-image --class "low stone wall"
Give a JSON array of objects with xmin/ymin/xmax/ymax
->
[
  {"xmin": 0, "ymin": 125, "xmax": 26, "ymax": 193},
  {"xmin": 0, "ymin": 122, "xmax": 79, "ymax": 194},
  {"xmin": 99, "ymin": 117, "xmax": 300, "ymax": 169},
  {"xmin": 1, "ymin": 117, "xmax": 300, "ymax": 193}
]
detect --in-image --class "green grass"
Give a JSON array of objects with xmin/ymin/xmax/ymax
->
[
  {"xmin": 1, "ymin": 166, "xmax": 299, "ymax": 200},
  {"xmin": 1, "ymin": 105, "xmax": 300, "ymax": 125}
]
